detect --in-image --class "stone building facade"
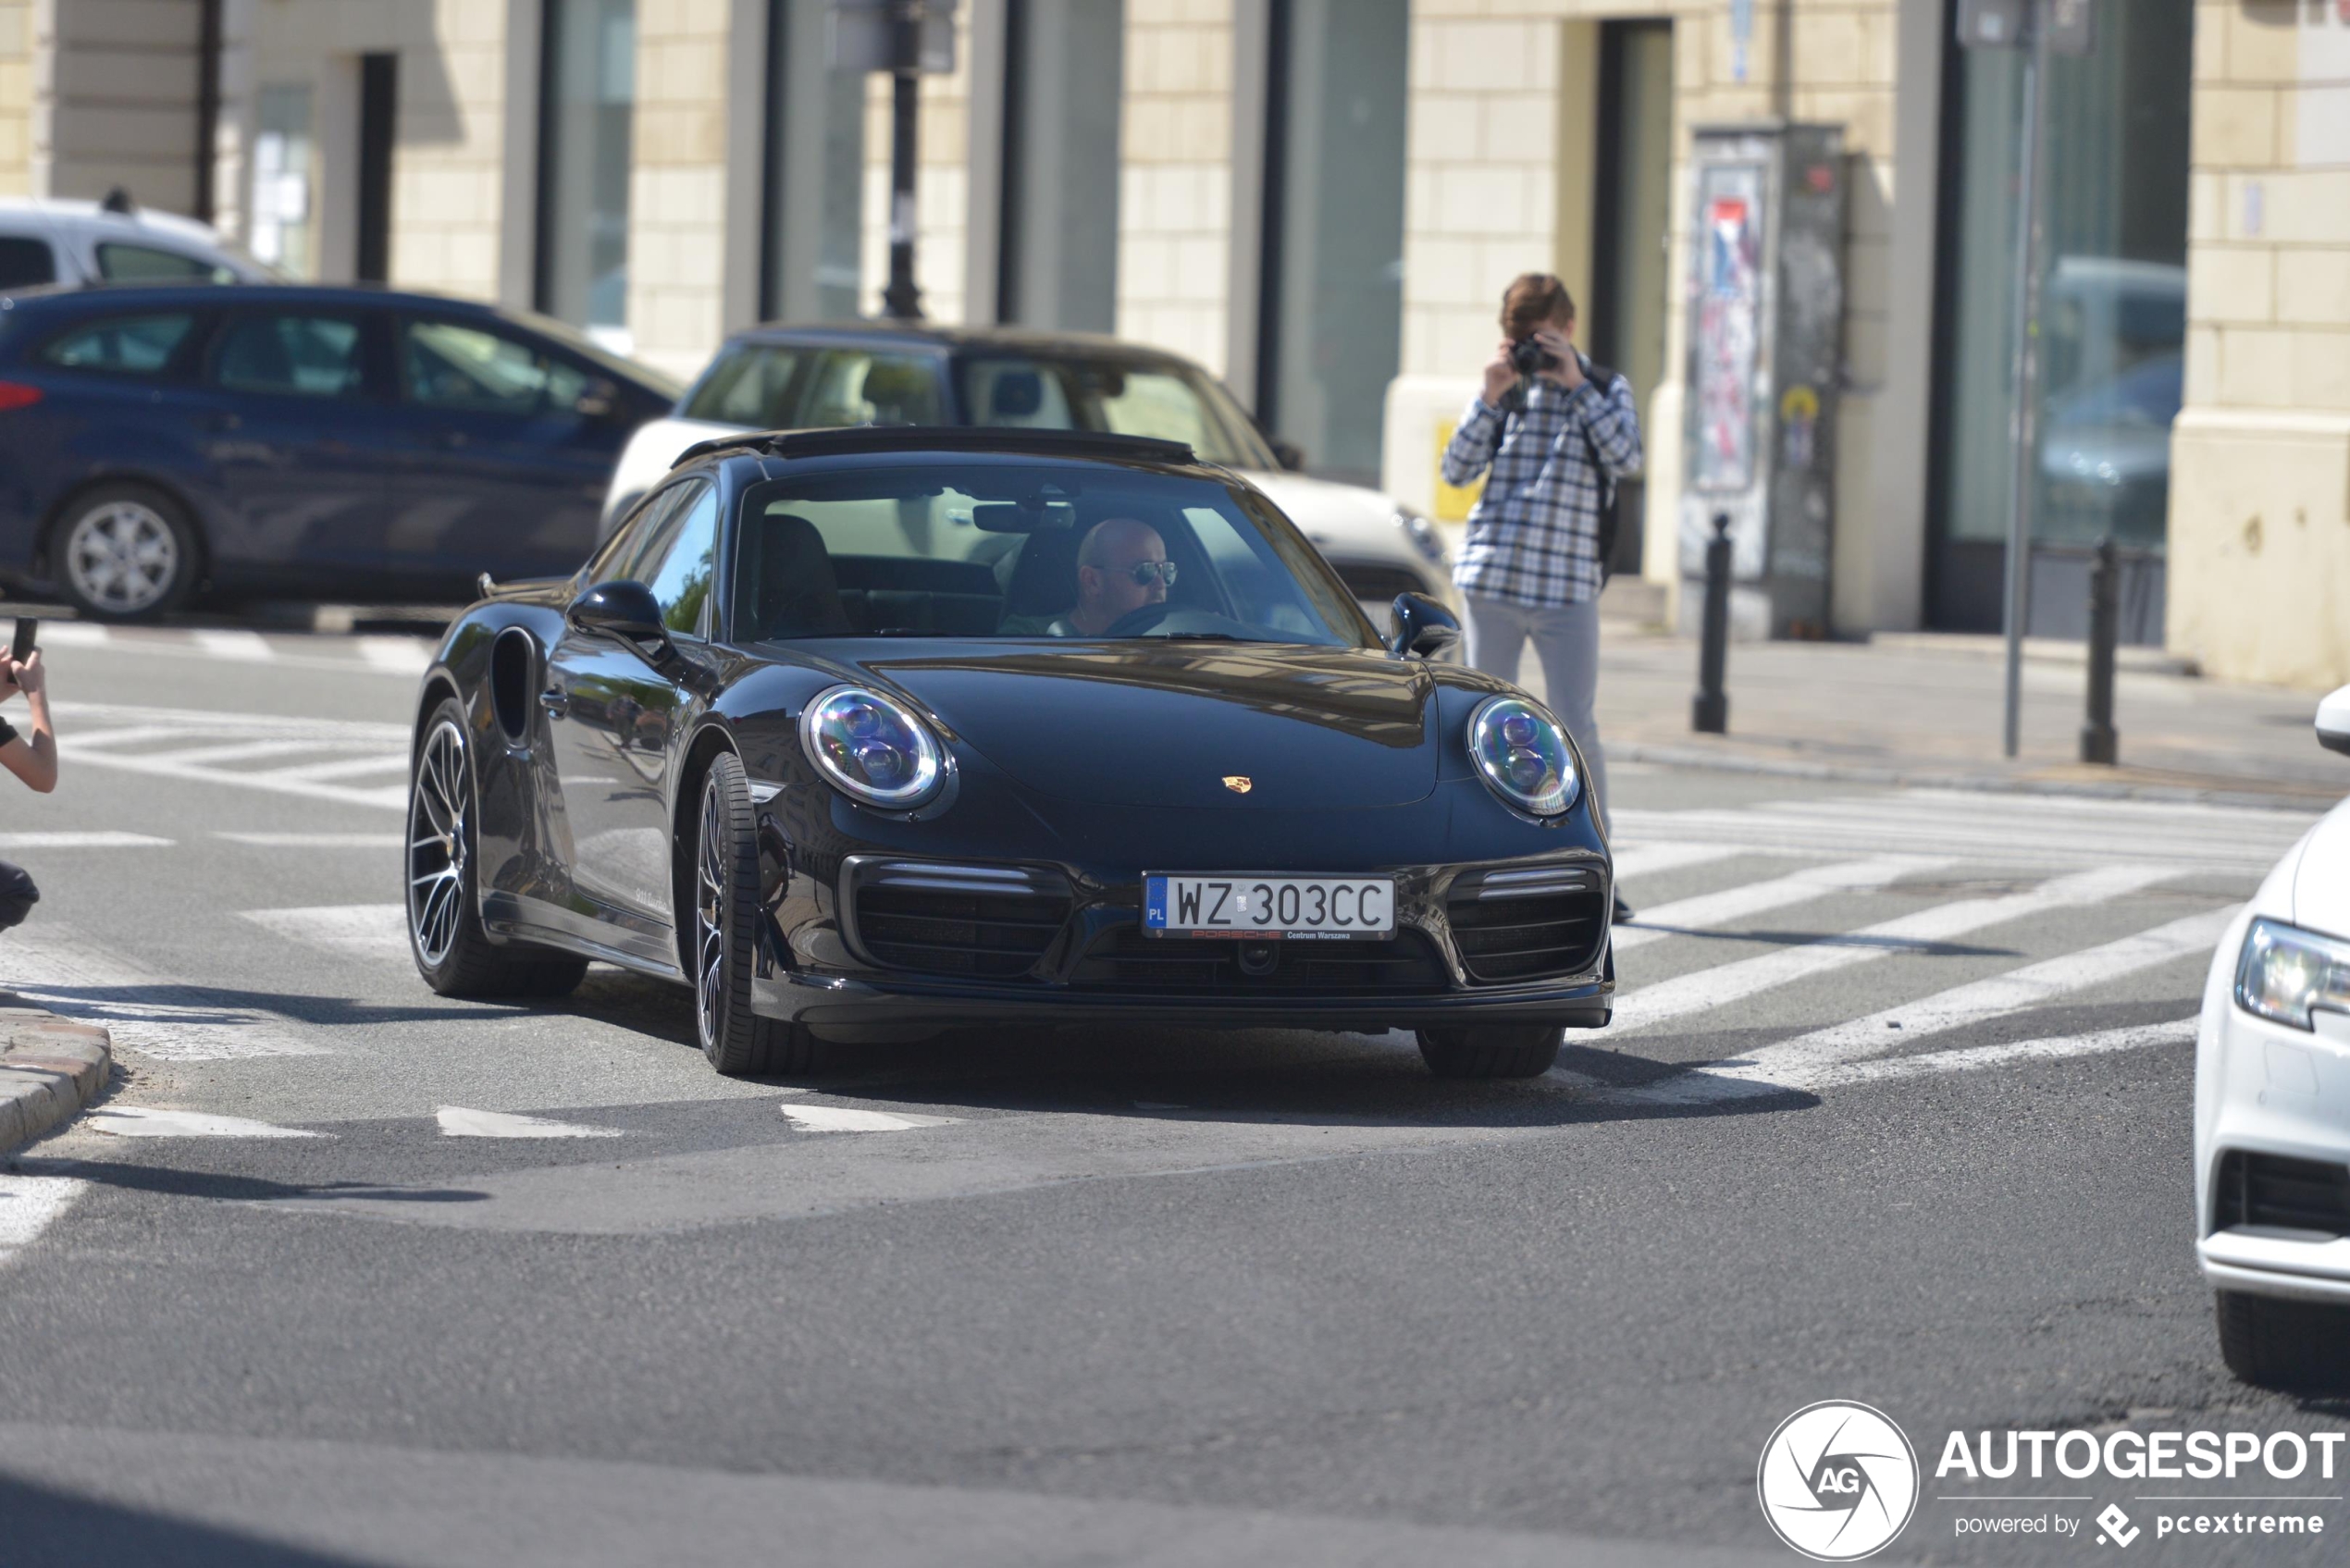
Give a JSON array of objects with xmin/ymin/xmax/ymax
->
[{"xmin": 0, "ymin": 1, "xmax": 2341, "ymax": 688}]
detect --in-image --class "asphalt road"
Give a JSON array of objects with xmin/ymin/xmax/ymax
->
[{"xmin": 0, "ymin": 623, "xmax": 2343, "ymax": 1568}]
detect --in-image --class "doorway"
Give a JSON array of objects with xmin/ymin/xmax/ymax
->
[{"xmin": 1588, "ymin": 19, "xmax": 1672, "ymax": 579}]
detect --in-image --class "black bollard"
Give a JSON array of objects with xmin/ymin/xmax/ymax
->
[
  {"xmin": 1692, "ymin": 512, "xmax": 1731, "ymax": 735},
  {"xmin": 2080, "ymin": 536, "xmax": 2118, "ymax": 765}
]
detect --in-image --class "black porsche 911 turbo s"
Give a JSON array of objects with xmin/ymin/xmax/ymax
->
[{"xmin": 404, "ymin": 426, "xmax": 1614, "ymax": 1080}]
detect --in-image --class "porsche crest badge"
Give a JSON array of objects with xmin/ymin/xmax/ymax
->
[{"xmin": 1222, "ymin": 775, "xmax": 1253, "ymax": 794}]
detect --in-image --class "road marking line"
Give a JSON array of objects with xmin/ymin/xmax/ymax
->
[
  {"xmin": 131, "ymin": 740, "xmax": 338, "ymax": 769},
  {"xmin": 779, "ymin": 1104, "xmax": 959, "ymax": 1133},
  {"xmin": 37, "ymin": 623, "xmax": 109, "ymax": 648},
  {"xmin": 0, "ymin": 832, "xmax": 172, "ymax": 850},
  {"xmin": 1626, "ymin": 905, "xmax": 2235, "ymax": 1105},
  {"xmin": 192, "ymin": 629, "xmax": 277, "ymax": 662},
  {"xmin": 241, "ymin": 905, "xmax": 409, "ymax": 962},
  {"xmin": 86, "ymin": 1106, "xmax": 321, "ymax": 1138},
  {"xmin": 1607, "ymin": 844, "xmax": 1741, "ymax": 881},
  {"xmin": 0, "ymin": 1174, "xmax": 85, "ymax": 1267},
  {"xmin": 216, "ymin": 833, "xmax": 402, "ymax": 848},
  {"xmin": 54, "ymin": 725, "xmax": 190, "ymax": 751},
  {"xmin": 358, "ymin": 637, "xmax": 433, "ymax": 674},
  {"xmin": 2, "ymin": 926, "xmax": 331, "ymax": 1060},
  {"xmin": 1614, "ymin": 855, "xmax": 1943, "ymax": 953},
  {"xmin": 436, "ymin": 1106, "xmax": 624, "ymax": 1140},
  {"xmin": 269, "ymin": 752, "xmax": 411, "ymax": 783},
  {"xmin": 1608, "ymin": 864, "xmax": 2174, "ymax": 1035},
  {"xmin": 1799, "ymin": 1019, "xmax": 2196, "ymax": 1090}
]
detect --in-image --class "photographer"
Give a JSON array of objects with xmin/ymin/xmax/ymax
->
[
  {"xmin": 1442, "ymin": 272, "xmax": 1641, "ymax": 920},
  {"xmin": 0, "ymin": 646, "xmax": 56, "ymax": 932}
]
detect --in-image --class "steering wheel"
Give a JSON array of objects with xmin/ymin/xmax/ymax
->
[{"xmin": 1103, "ymin": 602, "xmax": 1177, "ymax": 638}]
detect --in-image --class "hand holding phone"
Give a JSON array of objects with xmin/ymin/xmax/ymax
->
[{"xmin": 4, "ymin": 618, "xmax": 34, "ymax": 692}]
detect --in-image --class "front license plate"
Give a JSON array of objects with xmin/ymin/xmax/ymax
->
[{"xmin": 1143, "ymin": 875, "xmax": 1396, "ymax": 940}]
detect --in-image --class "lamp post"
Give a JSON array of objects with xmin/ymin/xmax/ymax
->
[{"xmin": 831, "ymin": 1, "xmax": 961, "ymax": 320}]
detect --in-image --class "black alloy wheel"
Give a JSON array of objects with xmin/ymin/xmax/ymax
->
[
  {"xmin": 51, "ymin": 482, "xmax": 202, "ymax": 622},
  {"xmin": 689, "ymin": 750, "xmax": 817, "ymax": 1077},
  {"xmin": 407, "ymin": 698, "xmax": 587, "ymax": 998},
  {"xmin": 1416, "ymin": 1024, "xmax": 1563, "ymax": 1080}
]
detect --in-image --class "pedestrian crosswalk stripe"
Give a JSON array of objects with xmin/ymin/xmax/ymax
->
[
  {"xmin": 2, "ymin": 926, "xmax": 332, "ymax": 1061},
  {"xmin": 192, "ymin": 629, "xmax": 276, "ymax": 662},
  {"xmin": 1606, "ymin": 844, "xmax": 1740, "ymax": 881},
  {"xmin": 1614, "ymin": 855, "xmax": 1942, "ymax": 953},
  {"xmin": 1607, "ymin": 863, "xmax": 2174, "ymax": 1034},
  {"xmin": 437, "ymin": 1106, "xmax": 624, "ymax": 1139},
  {"xmin": 56, "ymin": 701, "xmax": 411, "ymax": 812},
  {"xmin": 1613, "ymin": 791, "xmax": 2315, "ymax": 875},
  {"xmin": 1792, "ymin": 1019, "xmax": 2197, "ymax": 1091},
  {"xmin": 0, "ymin": 1174, "xmax": 85, "ymax": 1267},
  {"xmin": 217, "ymin": 833, "xmax": 402, "ymax": 848},
  {"xmin": 780, "ymin": 1105, "xmax": 959, "ymax": 1133},
  {"xmin": 242, "ymin": 905, "xmax": 410, "ymax": 962},
  {"xmin": 85, "ymin": 1105, "xmax": 321, "ymax": 1138},
  {"xmin": 1626, "ymin": 903, "xmax": 2237, "ymax": 1104},
  {"xmin": 358, "ymin": 636, "xmax": 433, "ymax": 674},
  {"xmin": 0, "ymin": 832, "xmax": 172, "ymax": 850}
]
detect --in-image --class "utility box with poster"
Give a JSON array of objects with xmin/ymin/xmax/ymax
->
[{"xmin": 1678, "ymin": 121, "xmax": 1846, "ymax": 640}]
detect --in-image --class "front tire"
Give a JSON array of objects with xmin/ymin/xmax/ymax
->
[
  {"xmin": 408, "ymin": 698, "xmax": 588, "ymax": 998},
  {"xmin": 2216, "ymin": 1290, "xmax": 2350, "ymax": 1392},
  {"xmin": 1416, "ymin": 1024, "xmax": 1563, "ymax": 1079},
  {"xmin": 51, "ymin": 483, "xmax": 201, "ymax": 622},
  {"xmin": 689, "ymin": 751, "xmax": 817, "ymax": 1077}
]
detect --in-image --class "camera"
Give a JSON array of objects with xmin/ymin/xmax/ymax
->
[{"xmin": 1508, "ymin": 336, "xmax": 1557, "ymax": 377}]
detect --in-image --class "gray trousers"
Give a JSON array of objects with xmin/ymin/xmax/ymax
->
[{"xmin": 1462, "ymin": 593, "xmax": 1608, "ymax": 821}]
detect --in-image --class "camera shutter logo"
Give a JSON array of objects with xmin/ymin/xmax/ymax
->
[{"xmin": 1756, "ymin": 1401, "xmax": 1919, "ymax": 1561}]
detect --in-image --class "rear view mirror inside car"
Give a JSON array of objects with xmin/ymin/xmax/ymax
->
[{"xmin": 971, "ymin": 500, "xmax": 1077, "ymax": 533}]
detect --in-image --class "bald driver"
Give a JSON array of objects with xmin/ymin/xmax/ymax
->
[{"xmin": 1050, "ymin": 517, "xmax": 1177, "ymax": 636}]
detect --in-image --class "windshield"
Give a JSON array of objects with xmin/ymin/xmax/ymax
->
[
  {"xmin": 957, "ymin": 355, "xmax": 1276, "ymax": 468},
  {"xmin": 502, "ymin": 306, "xmax": 686, "ymax": 400},
  {"xmin": 731, "ymin": 462, "xmax": 1371, "ymax": 648}
]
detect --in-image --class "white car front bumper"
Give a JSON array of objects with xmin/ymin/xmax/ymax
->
[{"xmin": 2195, "ymin": 920, "xmax": 2350, "ymax": 1305}]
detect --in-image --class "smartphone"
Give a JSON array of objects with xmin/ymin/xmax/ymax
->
[{"xmin": 10, "ymin": 617, "xmax": 34, "ymax": 663}]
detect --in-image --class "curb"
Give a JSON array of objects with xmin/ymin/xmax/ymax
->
[
  {"xmin": 1612, "ymin": 740, "xmax": 2333, "ymax": 813},
  {"xmin": 0, "ymin": 1000, "xmax": 111, "ymax": 1155}
]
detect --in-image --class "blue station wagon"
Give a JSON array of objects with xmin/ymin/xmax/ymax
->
[{"xmin": 0, "ymin": 283, "xmax": 680, "ymax": 618}]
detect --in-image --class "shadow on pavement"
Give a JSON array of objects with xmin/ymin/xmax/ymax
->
[{"xmin": 0, "ymin": 1474, "xmax": 386, "ymax": 1568}]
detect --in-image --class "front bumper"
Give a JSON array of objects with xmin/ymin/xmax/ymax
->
[
  {"xmin": 748, "ymin": 847, "xmax": 1614, "ymax": 1040},
  {"xmin": 2195, "ymin": 971, "xmax": 2350, "ymax": 1305}
]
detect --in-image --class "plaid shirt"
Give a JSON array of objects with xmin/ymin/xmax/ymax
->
[{"xmin": 1443, "ymin": 358, "xmax": 1643, "ymax": 609}]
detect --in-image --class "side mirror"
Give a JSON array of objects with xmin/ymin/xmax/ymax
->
[
  {"xmin": 2319, "ymin": 685, "xmax": 2350, "ymax": 757},
  {"xmin": 1388, "ymin": 592, "xmax": 1459, "ymax": 660},
  {"xmin": 1271, "ymin": 438, "xmax": 1306, "ymax": 473},
  {"xmin": 568, "ymin": 580, "xmax": 669, "ymax": 652}
]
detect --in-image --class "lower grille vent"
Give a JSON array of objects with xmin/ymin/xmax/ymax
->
[
  {"xmin": 1447, "ymin": 864, "xmax": 1608, "ymax": 983},
  {"xmin": 848, "ymin": 860, "xmax": 1070, "ymax": 981},
  {"xmin": 1071, "ymin": 926, "xmax": 1448, "ymax": 994},
  {"xmin": 2216, "ymin": 1150, "xmax": 2350, "ymax": 1238}
]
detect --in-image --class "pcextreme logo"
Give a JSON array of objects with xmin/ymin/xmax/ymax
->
[{"xmin": 1757, "ymin": 1401, "xmax": 1922, "ymax": 1562}]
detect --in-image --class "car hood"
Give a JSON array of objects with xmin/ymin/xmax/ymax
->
[
  {"xmin": 1240, "ymin": 470, "xmax": 1411, "ymax": 558},
  {"xmin": 847, "ymin": 642, "xmax": 1439, "ymax": 809},
  {"xmin": 2288, "ymin": 796, "xmax": 2350, "ymax": 939}
]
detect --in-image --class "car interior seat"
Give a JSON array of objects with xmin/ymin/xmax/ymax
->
[
  {"xmin": 738, "ymin": 512, "xmax": 854, "ymax": 639},
  {"xmin": 997, "ymin": 528, "xmax": 1083, "ymax": 631}
]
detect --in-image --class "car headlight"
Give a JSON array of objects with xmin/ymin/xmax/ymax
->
[
  {"xmin": 2235, "ymin": 918, "xmax": 2350, "ymax": 1031},
  {"xmin": 1395, "ymin": 506, "xmax": 1448, "ymax": 566},
  {"xmin": 1467, "ymin": 695, "xmax": 1579, "ymax": 817},
  {"xmin": 798, "ymin": 685, "xmax": 946, "ymax": 809}
]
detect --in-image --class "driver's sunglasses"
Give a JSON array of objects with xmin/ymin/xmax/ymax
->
[{"xmin": 1124, "ymin": 561, "xmax": 1179, "ymax": 587}]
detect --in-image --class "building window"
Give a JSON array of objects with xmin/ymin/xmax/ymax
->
[
  {"xmin": 538, "ymin": 0, "xmax": 637, "ymax": 352},
  {"xmin": 1927, "ymin": 0, "xmax": 2190, "ymax": 642},
  {"xmin": 995, "ymin": 0, "xmax": 1122, "ymax": 332},
  {"xmin": 251, "ymin": 84, "xmax": 315, "ymax": 278},
  {"xmin": 1255, "ymin": 0, "xmax": 1407, "ymax": 489},
  {"xmin": 762, "ymin": 0, "xmax": 868, "ymax": 323}
]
